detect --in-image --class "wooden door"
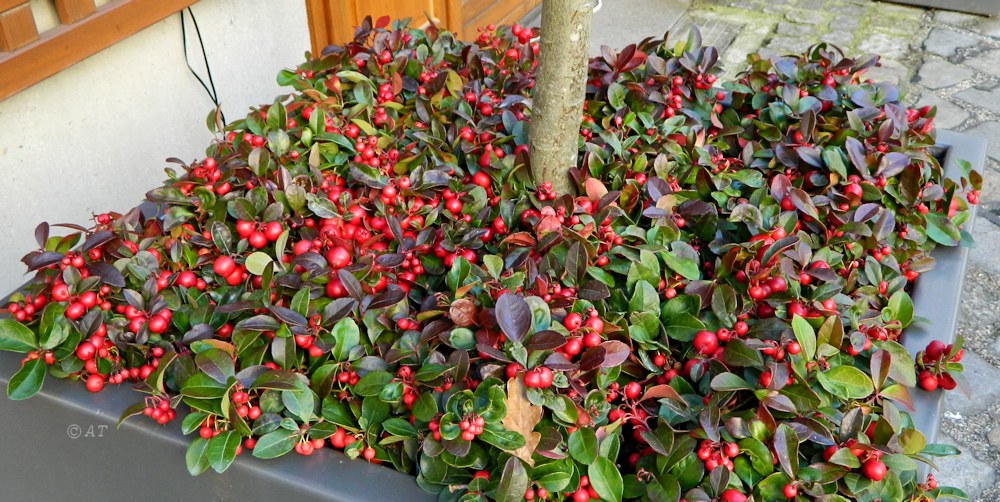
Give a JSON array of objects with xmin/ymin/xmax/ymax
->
[{"xmin": 305, "ymin": 0, "xmax": 541, "ymax": 54}]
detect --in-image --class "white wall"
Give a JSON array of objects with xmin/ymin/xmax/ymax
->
[{"xmin": 0, "ymin": 0, "xmax": 310, "ymax": 294}]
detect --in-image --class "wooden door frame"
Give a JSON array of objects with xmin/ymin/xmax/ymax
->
[{"xmin": 304, "ymin": 0, "xmax": 462, "ymax": 55}]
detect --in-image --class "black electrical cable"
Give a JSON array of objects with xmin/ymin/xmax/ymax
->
[{"xmin": 180, "ymin": 7, "xmax": 225, "ymax": 125}]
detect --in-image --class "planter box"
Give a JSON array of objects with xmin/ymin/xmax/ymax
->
[
  {"xmin": 0, "ymin": 131, "xmax": 986, "ymax": 498},
  {"xmin": 881, "ymin": 0, "xmax": 1000, "ymax": 16},
  {"xmin": 904, "ymin": 129, "xmax": 986, "ymax": 476},
  {"xmin": 0, "ymin": 347, "xmax": 435, "ymax": 502}
]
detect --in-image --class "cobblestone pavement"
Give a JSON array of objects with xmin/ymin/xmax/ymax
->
[{"xmin": 627, "ymin": 0, "xmax": 1000, "ymax": 499}]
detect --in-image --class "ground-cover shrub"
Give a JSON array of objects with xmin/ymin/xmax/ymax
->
[{"xmin": 0, "ymin": 17, "xmax": 982, "ymax": 502}]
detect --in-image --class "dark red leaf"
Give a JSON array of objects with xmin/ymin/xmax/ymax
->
[
  {"xmin": 599, "ymin": 341, "xmax": 630, "ymax": 368},
  {"xmin": 524, "ymin": 330, "xmax": 566, "ymax": 351},
  {"xmin": 495, "ymin": 293, "xmax": 531, "ymax": 343}
]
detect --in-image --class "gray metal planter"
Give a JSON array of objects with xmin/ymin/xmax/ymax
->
[
  {"xmin": 0, "ymin": 347, "xmax": 434, "ymax": 502},
  {"xmin": 881, "ymin": 0, "xmax": 1000, "ymax": 16},
  {"xmin": 0, "ymin": 130, "xmax": 987, "ymax": 499},
  {"xmin": 903, "ymin": 129, "xmax": 986, "ymax": 476}
]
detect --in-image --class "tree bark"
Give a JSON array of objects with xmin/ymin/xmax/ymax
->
[{"xmin": 529, "ymin": 0, "xmax": 592, "ymax": 196}]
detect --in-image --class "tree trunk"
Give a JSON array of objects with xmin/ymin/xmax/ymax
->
[{"xmin": 529, "ymin": 0, "xmax": 592, "ymax": 196}]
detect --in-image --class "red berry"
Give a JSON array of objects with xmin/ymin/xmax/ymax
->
[
  {"xmin": 926, "ymin": 340, "xmax": 946, "ymax": 359},
  {"xmin": 263, "ymin": 221, "xmax": 284, "ymax": 241},
  {"xmin": 85, "ymin": 374, "xmax": 105, "ymax": 393},
  {"xmin": 76, "ymin": 342, "xmax": 97, "ymax": 361},
  {"xmin": 326, "ymin": 246, "xmax": 352, "ymax": 269},
  {"xmin": 213, "ymin": 256, "xmax": 237, "ymax": 277},
  {"xmin": 720, "ymin": 489, "xmax": 748, "ymax": 502},
  {"xmin": 938, "ymin": 372, "xmax": 957, "ymax": 390},
  {"xmin": 918, "ymin": 370, "xmax": 939, "ymax": 391},
  {"xmin": 147, "ymin": 315, "xmax": 169, "ymax": 334},
  {"xmin": 783, "ymin": 484, "xmax": 798, "ymax": 499},
  {"xmin": 563, "ymin": 312, "xmax": 583, "ymax": 331},
  {"xmin": 623, "ymin": 381, "xmax": 642, "ymax": 400},
  {"xmin": 524, "ymin": 369, "xmax": 541, "ymax": 388},
  {"xmin": 693, "ymin": 330, "xmax": 719, "ymax": 355},
  {"xmin": 862, "ymin": 459, "xmax": 887, "ymax": 481},
  {"xmin": 248, "ymin": 231, "xmax": 268, "ymax": 249}
]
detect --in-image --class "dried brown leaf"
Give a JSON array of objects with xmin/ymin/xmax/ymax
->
[{"xmin": 502, "ymin": 377, "xmax": 543, "ymax": 466}]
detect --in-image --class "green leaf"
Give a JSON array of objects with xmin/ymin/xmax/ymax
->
[
  {"xmin": 710, "ymin": 372, "xmax": 751, "ymax": 391},
  {"xmin": 244, "ymin": 252, "xmax": 274, "ymax": 276},
  {"xmin": 194, "ymin": 348, "xmax": 235, "ymax": 384},
  {"xmin": 739, "ymin": 437, "xmax": 774, "ymax": 475},
  {"xmin": 207, "ymin": 430, "xmax": 241, "ymax": 473},
  {"xmin": 181, "ymin": 373, "xmax": 229, "ymax": 399},
  {"xmin": 331, "ymin": 317, "xmax": 360, "ymax": 362},
  {"xmin": 282, "ymin": 387, "xmax": 317, "ymax": 422},
  {"xmin": 568, "ymin": 427, "xmax": 598, "ymax": 464},
  {"xmin": 887, "ymin": 291, "xmax": 913, "ymax": 327},
  {"xmin": 722, "ymin": 339, "xmax": 763, "ymax": 367},
  {"xmin": 412, "ymin": 391, "xmax": 438, "ymax": 422},
  {"xmin": 0, "ymin": 319, "xmax": 38, "ymax": 353},
  {"xmin": 290, "ymin": 288, "xmax": 311, "ymax": 317},
  {"xmin": 921, "ymin": 443, "xmax": 961, "ymax": 457},
  {"xmin": 186, "ymin": 438, "xmax": 211, "ymax": 475},
  {"xmin": 354, "ymin": 370, "xmax": 392, "ymax": 397},
  {"xmin": 711, "ymin": 285, "xmax": 737, "ymax": 327},
  {"xmin": 253, "ymin": 429, "xmax": 298, "ymax": 459},
  {"xmin": 661, "ymin": 248, "xmax": 700, "ymax": 280},
  {"xmin": 38, "ymin": 303, "xmax": 68, "ymax": 350},
  {"xmin": 816, "ymin": 366, "xmax": 874, "ymax": 399},
  {"xmin": 664, "ymin": 314, "xmax": 705, "ymax": 343},
  {"xmin": 878, "ymin": 341, "xmax": 917, "ymax": 387},
  {"xmin": 382, "ymin": 418, "xmax": 417, "ymax": 438},
  {"xmin": 7, "ymin": 358, "xmax": 45, "ymax": 400},
  {"xmin": 478, "ymin": 426, "xmax": 526, "ymax": 451},
  {"xmin": 791, "ymin": 315, "xmax": 816, "ymax": 361},
  {"xmin": 774, "ymin": 424, "xmax": 799, "ymax": 479},
  {"xmin": 496, "ymin": 457, "xmax": 529, "ymax": 502},
  {"xmin": 629, "ymin": 281, "xmax": 659, "ymax": 315},
  {"xmin": 899, "ymin": 429, "xmax": 927, "ymax": 455},
  {"xmin": 483, "ymin": 255, "xmax": 504, "ymax": 278},
  {"xmin": 589, "ymin": 456, "xmax": 624, "ymax": 502},
  {"xmin": 925, "ymin": 213, "xmax": 960, "ymax": 245},
  {"xmin": 608, "ymin": 82, "xmax": 626, "ymax": 109}
]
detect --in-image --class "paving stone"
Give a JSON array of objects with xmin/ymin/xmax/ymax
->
[
  {"xmin": 916, "ymin": 93, "xmax": 970, "ymax": 129},
  {"xmin": 865, "ymin": 58, "xmax": 909, "ymax": 86},
  {"xmin": 969, "ymin": 218, "xmax": 1000, "ymax": 278},
  {"xmin": 932, "ymin": 434, "xmax": 996, "ymax": 501},
  {"xmin": 965, "ymin": 121, "xmax": 1000, "ymax": 160},
  {"xmin": 990, "ymin": 426, "xmax": 1000, "ymax": 448},
  {"xmin": 820, "ymin": 30, "xmax": 854, "ymax": 48},
  {"xmin": 935, "ymin": 9, "xmax": 982, "ymax": 26},
  {"xmin": 943, "ymin": 351, "xmax": 1000, "ymax": 415},
  {"xmin": 785, "ymin": 9, "xmax": 826, "ymax": 25},
  {"xmin": 762, "ymin": 4, "xmax": 788, "ymax": 14},
  {"xmin": 977, "ymin": 18, "xmax": 1000, "ymax": 38},
  {"xmin": 955, "ymin": 87, "xmax": 1000, "ymax": 115},
  {"xmin": 831, "ymin": 15, "xmax": 861, "ymax": 30},
  {"xmin": 776, "ymin": 22, "xmax": 813, "ymax": 37},
  {"xmin": 964, "ymin": 49, "xmax": 1000, "ymax": 76},
  {"xmin": 858, "ymin": 32, "xmax": 912, "ymax": 60},
  {"xmin": 766, "ymin": 36, "xmax": 813, "ymax": 54},
  {"xmin": 797, "ymin": 0, "xmax": 826, "ymax": 9},
  {"xmin": 915, "ymin": 58, "xmax": 975, "ymax": 89},
  {"xmin": 923, "ymin": 27, "xmax": 979, "ymax": 58}
]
